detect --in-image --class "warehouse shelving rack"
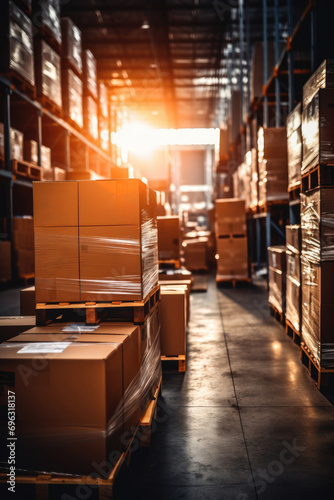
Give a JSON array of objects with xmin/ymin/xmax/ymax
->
[{"xmin": 0, "ymin": 75, "xmax": 116, "ymax": 281}]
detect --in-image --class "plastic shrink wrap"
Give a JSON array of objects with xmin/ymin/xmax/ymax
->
[{"xmin": 287, "ymin": 103, "xmax": 302, "ymax": 189}]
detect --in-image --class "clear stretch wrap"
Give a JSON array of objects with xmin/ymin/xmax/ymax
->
[
  {"xmin": 302, "ymin": 89, "xmax": 334, "ymax": 174},
  {"xmin": 303, "ymin": 59, "xmax": 334, "ymax": 108},
  {"xmin": 286, "ymin": 275, "xmax": 301, "ymax": 332},
  {"xmin": 83, "ymin": 50, "xmax": 98, "ymax": 99},
  {"xmin": 36, "ymin": 40, "xmax": 62, "ymax": 108},
  {"xmin": 33, "ymin": 180, "xmax": 159, "ymax": 303},
  {"xmin": 32, "ymin": 0, "xmax": 61, "ymax": 44},
  {"xmin": 300, "ymin": 190, "xmax": 334, "ymax": 263},
  {"xmin": 84, "ymin": 96, "xmax": 98, "ymax": 140},
  {"xmin": 61, "ymin": 17, "xmax": 82, "ymax": 74},
  {"xmin": 258, "ymin": 159, "xmax": 289, "ymax": 204},
  {"xmin": 0, "ymin": 2, "xmax": 35, "ymax": 86},
  {"xmin": 0, "ymin": 310, "xmax": 162, "ymax": 475},
  {"xmin": 268, "ymin": 267, "xmax": 286, "ymax": 314},
  {"xmin": 287, "ymin": 103, "xmax": 302, "ymax": 189}
]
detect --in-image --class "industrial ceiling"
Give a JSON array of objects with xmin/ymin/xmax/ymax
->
[{"xmin": 62, "ymin": 0, "xmax": 305, "ymax": 129}]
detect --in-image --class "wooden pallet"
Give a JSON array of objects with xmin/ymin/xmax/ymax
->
[
  {"xmin": 269, "ymin": 303, "xmax": 285, "ymax": 326},
  {"xmin": 258, "ymin": 199, "xmax": 289, "ymax": 213},
  {"xmin": 36, "ymin": 284, "xmax": 161, "ymax": 326},
  {"xmin": 3, "ymin": 71, "xmax": 36, "ymax": 99},
  {"xmin": 38, "ymin": 94, "xmax": 63, "ymax": 118},
  {"xmin": 159, "ymin": 259, "xmax": 181, "ymax": 269},
  {"xmin": 12, "ymin": 159, "xmax": 42, "ymax": 181},
  {"xmin": 300, "ymin": 342, "xmax": 334, "ymax": 390},
  {"xmin": 288, "ymin": 183, "xmax": 301, "ymax": 202},
  {"xmin": 216, "ymin": 275, "xmax": 251, "ymax": 288},
  {"xmin": 301, "ymin": 163, "xmax": 334, "ymax": 193},
  {"xmin": 247, "ymin": 205, "xmax": 259, "ymax": 215},
  {"xmin": 20, "ymin": 273, "xmax": 35, "ymax": 287},
  {"xmin": 161, "ymin": 354, "xmax": 186, "ymax": 373},
  {"xmin": 285, "ymin": 318, "xmax": 301, "ymax": 345},
  {"xmin": 0, "ymin": 377, "xmax": 162, "ymax": 499}
]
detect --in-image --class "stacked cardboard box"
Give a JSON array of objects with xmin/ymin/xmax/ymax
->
[
  {"xmin": 268, "ymin": 246, "xmax": 286, "ymax": 314},
  {"xmin": 61, "ymin": 17, "xmax": 82, "ymax": 75},
  {"xmin": 20, "ymin": 285, "xmax": 35, "ymax": 316},
  {"xmin": 0, "ymin": 2, "xmax": 35, "ymax": 87},
  {"xmin": 0, "ymin": 241, "xmax": 11, "ymax": 282},
  {"xmin": 285, "ymin": 225, "xmax": 301, "ymax": 332},
  {"xmin": 0, "ymin": 308, "xmax": 161, "ymax": 475},
  {"xmin": 159, "ymin": 287, "xmax": 187, "ymax": 357},
  {"xmin": 246, "ymin": 148, "xmax": 258, "ymax": 210},
  {"xmin": 258, "ymin": 127, "xmax": 288, "ymax": 204},
  {"xmin": 34, "ymin": 39, "xmax": 62, "ymax": 109},
  {"xmin": 12, "ymin": 216, "xmax": 34, "ymax": 278},
  {"xmin": 301, "ymin": 189, "xmax": 334, "ymax": 368},
  {"xmin": 32, "ymin": 0, "xmax": 62, "ymax": 47},
  {"xmin": 233, "ymin": 161, "xmax": 252, "ymax": 210},
  {"xmin": 287, "ymin": 103, "xmax": 302, "ymax": 190},
  {"xmin": 157, "ymin": 216, "xmax": 181, "ymax": 262},
  {"xmin": 0, "ymin": 124, "xmax": 24, "ymax": 160},
  {"xmin": 33, "ymin": 179, "xmax": 159, "ymax": 303},
  {"xmin": 24, "ymin": 139, "xmax": 54, "ymax": 180},
  {"xmin": 215, "ymin": 199, "xmax": 249, "ymax": 280},
  {"xmin": 61, "ymin": 68, "xmax": 83, "ymax": 128},
  {"xmin": 0, "ymin": 316, "xmax": 35, "ymax": 343},
  {"xmin": 182, "ymin": 237, "xmax": 208, "ymax": 270},
  {"xmin": 82, "ymin": 50, "xmax": 99, "ymax": 141}
]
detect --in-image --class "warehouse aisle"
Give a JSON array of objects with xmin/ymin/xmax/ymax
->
[{"xmin": 114, "ymin": 274, "xmax": 334, "ymax": 500}]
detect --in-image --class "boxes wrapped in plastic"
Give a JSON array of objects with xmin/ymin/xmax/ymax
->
[
  {"xmin": 215, "ymin": 198, "xmax": 246, "ymax": 235},
  {"xmin": 301, "ymin": 88, "xmax": 334, "ymax": 174},
  {"xmin": 285, "ymin": 224, "xmax": 301, "ymax": 254},
  {"xmin": 183, "ymin": 237, "xmax": 208, "ymax": 270},
  {"xmin": 35, "ymin": 39, "xmax": 62, "ymax": 108},
  {"xmin": 286, "ymin": 275, "xmax": 301, "ymax": 332},
  {"xmin": 0, "ymin": 124, "xmax": 24, "ymax": 160},
  {"xmin": 32, "ymin": 0, "xmax": 61, "ymax": 44},
  {"xmin": 258, "ymin": 159, "xmax": 289, "ymax": 204},
  {"xmin": 300, "ymin": 189, "xmax": 334, "ymax": 264},
  {"xmin": 24, "ymin": 140, "xmax": 51, "ymax": 169},
  {"xmin": 0, "ymin": 309, "xmax": 162, "ymax": 475},
  {"xmin": 62, "ymin": 68, "xmax": 83, "ymax": 128},
  {"xmin": 301, "ymin": 259, "xmax": 334, "ymax": 368},
  {"xmin": 287, "ymin": 103, "xmax": 302, "ymax": 189},
  {"xmin": 268, "ymin": 266, "xmax": 286, "ymax": 314},
  {"xmin": 33, "ymin": 179, "xmax": 159, "ymax": 303},
  {"xmin": 0, "ymin": 2, "xmax": 35, "ymax": 86},
  {"xmin": 83, "ymin": 49, "xmax": 98, "ymax": 99},
  {"xmin": 83, "ymin": 96, "xmax": 99, "ymax": 140},
  {"xmin": 258, "ymin": 127, "xmax": 288, "ymax": 162},
  {"xmin": 286, "ymin": 249, "xmax": 300, "ymax": 284},
  {"xmin": 61, "ymin": 17, "xmax": 82, "ymax": 74},
  {"xmin": 268, "ymin": 245, "xmax": 286, "ymax": 272},
  {"xmin": 303, "ymin": 59, "xmax": 334, "ymax": 108},
  {"xmin": 233, "ymin": 162, "xmax": 252, "ymax": 209},
  {"xmin": 216, "ymin": 236, "xmax": 249, "ymax": 280}
]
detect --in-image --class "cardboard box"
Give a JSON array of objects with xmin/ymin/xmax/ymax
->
[
  {"xmin": 61, "ymin": 17, "xmax": 82, "ymax": 74},
  {"xmin": 215, "ymin": 198, "xmax": 246, "ymax": 235},
  {"xmin": 78, "ymin": 179, "xmax": 156, "ymax": 226},
  {"xmin": 258, "ymin": 127, "xmax": 288, "ymax": 161},
  {"xmin": 0, "ymin": 316, "xmax": 35, "ymax": 343},
  {"xmin": 20, "ymin": 286, "xmax": 35, "ymax": 316},
  {"xmin": 286, "ymin": 249, "xmax": 300, "ymax": 283},
  {"xmin": 216, "ymin": 236, "xmax": 248, "ymax": 278},
  {"xmin": 303, "ymin": 59, "xmax": 334, "ymax": 108},
  {"xmin": 34, "ymin": 226, "xmax": 80, "ymax": 302},
  {"xmin": 258, "ymin": 159, "xmax": 289, "ymax": 204},
  {"xmin": 268, "ymin": 246, "xmax": 286, "ymax": 273},
  {"xmin": 83, "ymin": 95, "xmax": 98, "ymax": 140},
  {"xmin": 15, "ymin": 248, "xmax": 34, "ymax": 276},
  {"xmin": 286, "ymin": 225, "xmax": 301, "ymax": 254},
  {"xmin": 286, "ymin": 275, "xmax": 301, "ymax": 333},
  {"xmin": 301, "ymin": 260, "xmax": 334, "ymax": 367},
  {"xmin": 183, "ymin": 237, "xmax": 207, "ymax": 270},
  {"xmin": 159, "ymin": 281, "xmax": 191, "ymax": 324},
  {"xmin": 12, "ymin": 216, "xmax": 34, "ymax": 250},
  {"xmin": 34, "ymin": 39, "xmax": 62, "ymax": 108},
  {"xmin": 159, "ymin": 288, "xmax": 186, "ymax": 356},
  {"xmin": 82, "ymin": 49, "xmax": 98, "ymax": 99},
  {"xmin": 0, "ymin": 241, "xmax": 11, "ymax": 281},
  {"xmin": 33, "ymin": 181, "xmax": 78, "ymax": 227},
  {"xmin": 302, "ymin": 89, "xmax": 334, "ymax": 173},
  {"xmin": 287, "ymin": 103, "xmax": 302, "ymax": 190},
  {"xmin": 61, "ymin": 68, "xmax": 83, "ymax": 127},
  {"xmin": 268, "ymin": 266, "xmax": 286, "ymax": 314},
  {"xmin": 79, "ymin": 225, "xmax": 143, "ymax": 301},
  {"xmin": 32, "ymin": 0, "xmax": 61, "ymax": 44},
  {"xmin": 159, "ymin": 268, "xmax": 192, "ymax": 282},
  {"xmin": 300, "ymin": 188, "xmax": 334, "ymax": 263},
  {"xmin": 0, "ymin": 338, "xmax": 123, "ymax": 475},
  {"xmin": 157, "ymin": 216, "xmax": 180, "ymax": 261},
  {"xmin": 24, "ymin": 140, "xmax": 51, "ymax": 169},
  {"xmin": 0, "ymin": 123, "xmax": 24, "ymax": 160}
]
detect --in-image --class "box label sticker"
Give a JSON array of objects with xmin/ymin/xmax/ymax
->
[
  {"xmin": 17, "ymin": 343, "xmax": 71, "ymax": 354},
  {"xmin": 62, "ymin": 324, "xmax": 100, "ymax": 333}
]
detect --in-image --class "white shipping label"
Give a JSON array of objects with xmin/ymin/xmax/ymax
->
[{"xmin": 18, "ymin": 343, "xmax": 71, "ymax": 354}]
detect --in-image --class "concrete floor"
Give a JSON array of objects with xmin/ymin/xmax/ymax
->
[{"xmin": 1, "ymin": 275, "xmax": 334, "ymax": 499}]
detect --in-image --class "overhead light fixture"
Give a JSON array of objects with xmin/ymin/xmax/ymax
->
[{"xmin": 141, "ymin": 20, "xmax": 150, "ymax": 30}]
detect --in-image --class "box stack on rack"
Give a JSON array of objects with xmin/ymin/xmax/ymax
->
[
  {"xmin": 268, "ymin": 246, "xmax": 286, "ymax": 322},
  {"xmin": 287, "ymin": 103, "xmax": 302, "ymax": 200},
  {"xmin": 98, "ymin": 83, "xmax": 110, "ymax": 152},
  {"xmin": 61, "ymin": 17, "xmax": 83, "ymax": 129},
  {"xmin": 33, "ymin": 0, "xmax": 62, "ymax": 115},
  {"xmin": 24, "ymin": 140, "xmax": 52, "ymax": 180},
  {"xmin": 0, "ymin": 1, "xmax": 35, "ymax": 96},
  {"xmin": 182, "ymin": 237, "xmax": 208, "ymax": 271},
  {"xmin": 83, "ymin": 50, "xmax": 99, "ymax": 141},
  {"xmin": 301, "ymin": 60, "xmax": 334, "ymax": 193},
  {"xmin": 0, "ymin": 178, "xmax": 162, "ymax": 480},
  {"xmin": 258, "ymin": 127, "xmax": 289, "ymax": 207},
  {"xmin": 215, "ymin": 198, "xmax": 250, "ymax": 285},
  {"xmin": 285, "ymin": 225, "xmax": 301, "ymax": 341}
]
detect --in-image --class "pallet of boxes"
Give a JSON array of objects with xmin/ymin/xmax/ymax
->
[
  {"xmin": 299, "ymin": 60, "xmax": 334, "ymax": 389},
  {"xmin": 268, "ymin": 246, "xmax": 286, "ymax": 324},
  {"xmin": 215, "ymin": 198, "xmax": 251, "ymax": 287},
  {"xmin": 285, "ymin": 225, "xmax": 301, "ymax": 343},
  {"xmin": 0, "ymin": 179, "xmax": 163, "ymax": 495},
  {"xmin": 157, "ymin": 215, "xmax": 189, "ymax": 372}
]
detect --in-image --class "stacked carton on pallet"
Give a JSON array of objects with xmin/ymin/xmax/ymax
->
[
  {"xmin": 285, "ymin": 225, "xmax": 301, "ymax": 334},
  {"xmin": 287, "ymin": 103, "xmax": 302, "ymax": 193},
  {"xmin": 0, "ymin": 178, "xmax": 162, "ymax": 478},
  {"xmin": 215, "ymin": 198, "xmax": 249, "ymax": 283},
  {"xmin": 268, "ymin": 246, "xmax": 286, "ymax": 317},
  {"xmin": 157, "ymin": 215, "xmax": 181, "ymax": 265}
]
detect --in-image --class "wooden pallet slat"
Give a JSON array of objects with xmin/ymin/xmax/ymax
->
[
  {"xmin": 159, "ymin": 259, "xmax": 181, "ymax": 269},
  {"xmin": 301, "ymin": 163, "xmax": 334, "ymax": 193},
  {"xmin": 285, "ymin": 318, "xmax": 301, "ymax": 345},
  {"xmin": 161, "ymin": 354, "xmax": 186, "ymax": 373},
  {"xmin": 12, "ymin": 159, "xmax": 42, "ymax": 181},
  {"xmin": 216, "ymin": 275, "xmax": 251, "ymax": 288},
  {"xmin": 269, "ymin": 303, "xmax": 285, "ymax": 326},
  {"xmin": 300, "ymin": 342, "xmax": 334, "ymax": 390}
]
